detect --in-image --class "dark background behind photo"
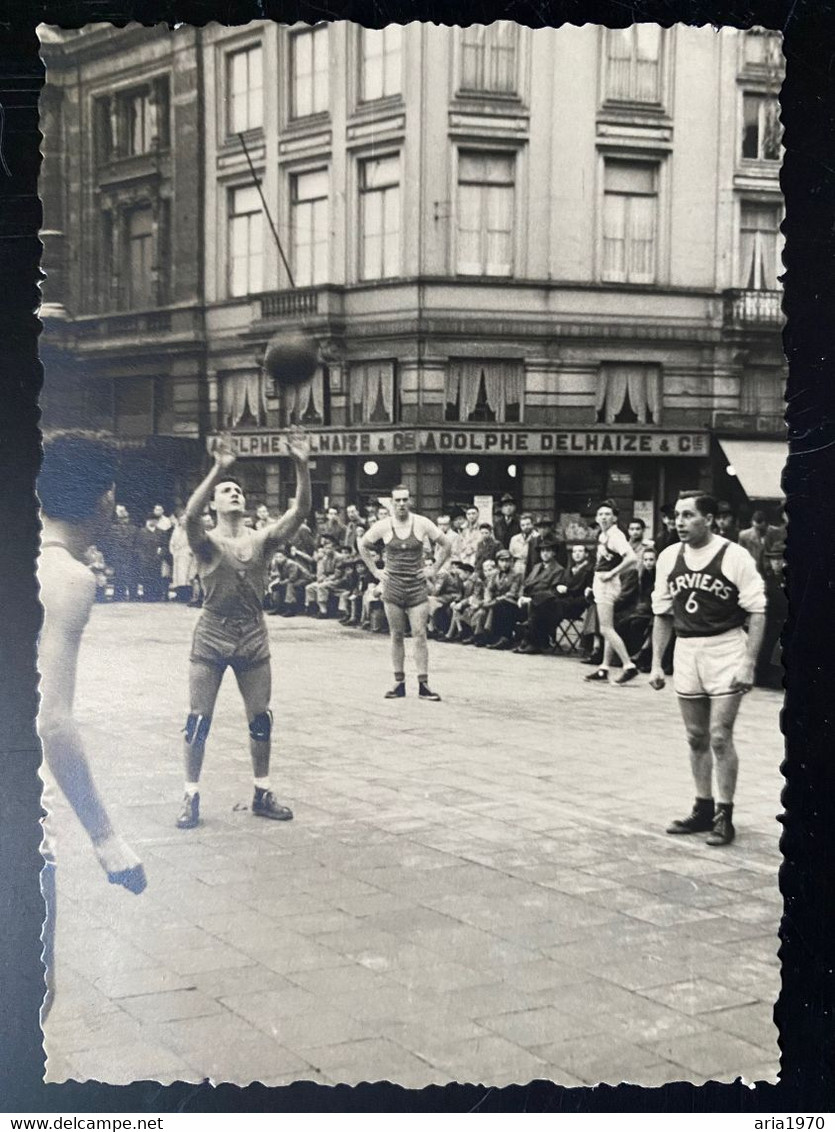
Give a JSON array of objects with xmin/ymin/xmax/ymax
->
[{"xmin": 0, "ymin": 0, "xmax": 832, "ymax": 1113}]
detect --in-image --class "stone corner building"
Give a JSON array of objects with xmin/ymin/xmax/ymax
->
[{"xmin": 39, "ymin": 21, "xmax": 785, "ymax": 526}]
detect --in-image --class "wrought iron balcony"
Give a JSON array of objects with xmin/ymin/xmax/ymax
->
[{"xmin": 722, "ymin": 289, "xmax": 783, "ymax": 330}]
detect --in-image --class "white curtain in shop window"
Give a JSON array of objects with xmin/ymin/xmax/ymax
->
[
  {"xmin": 598, "ymin": 365, "xmax": 659, "ymax": 424},
  {"xmin": 447, "ymin": 360, "xmax": 523, "ymax": 421},
  {"xmin": 221, "ymin": 371, "xmax": 265, "ymax": 427},
  {"xmin": 447, "ymin": 361, "xmax": 482, "ymax": 422},
  {"xmin": 350, "ymin": 362, "xmax": 394, "ymax": 422},
  {"xmin": 284, "ymin": 367, "xmax": 324, "ymax": 420}
]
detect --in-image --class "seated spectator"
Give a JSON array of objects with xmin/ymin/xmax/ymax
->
[
  {"xmin": 551, "ymin": 544, "xmax": 595, "ymax": 626},
  {"xmin": 84, "ymin": 544, "xmax": 109, "ymax": 602},
  {"xmin": 267, "ymin": 547, "xmax": 312, "ymax": 617},
  {"xmin": 465, "ymin": 559, "xmax": 498, "ymax": 645},
  {"xmin": 615, "ymin": 547, "xmax": 656, "ymax": 668},
  {"xmin": 339, "ymin": 559, "xmax": 374, "ymax": 627},
  {"xmin": 305, "ymin": 533, "xmax": 341, "ymax": 617},
  {"xmin": 445, "ymin": 561, "xmax": 478, "ymax": 641},
  {"xmin": 513, "ymin": 535, "xmax": 566, "ymax": 654},
  {"xmin": 473, "ymin": 522, "xmax": 502, "ymax": 573},
  {"xmin": 428, "ymin": 560, "xmax": 465, "ymax": 637},
  {"xmin": 482, "ymin": 550, "xmax": 522, "ymax": 650}
]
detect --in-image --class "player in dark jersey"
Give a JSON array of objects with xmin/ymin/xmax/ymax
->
[
  {"xmin": 357, "ymin": 485, "xmax": 452, "ymax": 700},
  {"xmin": 176, "ymin": 429, "xmax": 311, "ymax": 829},
  {"xmin": 650, "ymin": 491, "xmax": 766, "ymax": 846}
]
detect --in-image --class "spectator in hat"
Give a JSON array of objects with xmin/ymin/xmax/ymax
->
[
  {"xmin": 654, "ymin": 504, "xmax": 679, "ymax": 555},
  {"xmin": 483, "ymin": 549, "xmax": 522, "ymax": 649},
  {"xmin": 526, "ymin": 516, "xmax": 565, "ymax": 575},
  {"xmin": 514, "ymin": 534, "xmax": 566, "ymax": 654},
  {"xmin": 474, "ymin": 521, "xmax": 502, "ymax": 572},
  {"xmin": 494, "ymin": 494, "xmax": 521, "ymax": 549},
  {"xmin": 716, "ymin": 502, "xmax": 740, "ymax": 543}
]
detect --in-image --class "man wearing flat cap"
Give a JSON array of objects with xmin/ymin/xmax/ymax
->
[{"xmin": 494, "ymin": 493, "xmax": 521, "ymax": 549}]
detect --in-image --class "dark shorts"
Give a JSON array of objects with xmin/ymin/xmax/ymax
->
[
  {"xmin": 190, "ymin": 611, "xmax": 270, "ymax": 673},
  {"xmin": 382, "ymin": 577, "xmax": 429, "ymax": 609}
]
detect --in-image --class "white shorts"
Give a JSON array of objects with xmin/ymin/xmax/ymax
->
[
  {"xmin": 673, "ymin": 627, "xmax": 748, "ymax": 699},
  {"xmin": 592, "ymin": 574, "xmax": 622, "ymax": 605}
]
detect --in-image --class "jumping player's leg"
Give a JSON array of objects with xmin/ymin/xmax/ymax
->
[
  {"xmin": 177, "ymin": 660, "xmax": 224, "ymax": 829},
  {"xmin": 383, "ymin": 601, "xmax": 408, "ymax": 696},
  {"xmin": 234, "ymin": 660, "xmax": 292, "ymax": 820}
]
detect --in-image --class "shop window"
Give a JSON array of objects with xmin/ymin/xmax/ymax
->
[
  {"xmin": 228, "ymin": 185, "xmax": 264, "ymax": 297},
  {"xmin": 349, "ymin": 361, "xmax": 396, "ymax": 424},
  {"xmin": 227, "ymin": 44, "xmax": 263, "ymax": 135},
  {"xmin": 281, "ymin": 366, "xmax": 328, "ymax": 426},
  {"xmin": 359, "ymin": 155, "xmax": 401, "ymax": 280},
  {"xmin": 290, "ymin": 26, "xmax": 329, "ymax": 119},
  {"xmin": 456, "ymin": 151, "xmax": 515, "ymax": 277},
  {"xmin": 360, "ymin": 26, "xmax": 402, "ymax": 102},
  {"xmin": 596, "ymin": 364, "xmax": 660, "ymax": 425},
  {"xmin": 114, "ymin": 376, "xmax": 154, "ymax": 437},
  {"xmin": 459, "ymin": 23, "xmax": 518, "ymax": 95},
  {"xmin": 602, "ymin": 160, "xmax": 658, "ymax": 284},
  {"xmin": 738, "ymin": 200, "xmax": 782, "ymax": 289},
  {"xmin": 220, "ymin": 370, "xmax": 268, "ymax": 428},
  {"xmin": 445, "ymin": 360, "xmax": 524, "ymax": 423},
  {"xmin": 741, "ymin": 93, "xmax": 781, "ymax": 162},
  {"xmin": 604, "ymin": 25, "xmax": 663, "ymax": 104}
]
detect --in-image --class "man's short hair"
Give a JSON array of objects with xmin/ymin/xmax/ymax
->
[
  {"xmin": 660, "ymin": 503, "xmax": 675, "ymax": 518},
  {"xmin": 39, "ymin": 430, "xmax": 119, "ymax": 522},
  {"xmin": 519, "ymin": 512, "xmax": 533, "ymax": 522},
  {"xmin": 597, "ymin": 498, "xmax": 619, "ymax": 515},
  {"xmin": 751, "ymin": 509, "xmax": 768, "ymax": 525},
  {"xmin": 629, "ymin": 517, "xmax": 646, "ymax": 530},
  {"xmin": 391, "ymin": 484, "xmax": 410, "ymax": 497},
  {"xmin": 677, "ymin": 490, "xmax": 719, "ymax": 518},
  {"xmin": 212, "ymin": 479, "xmax": 244, "ymax": 500}
]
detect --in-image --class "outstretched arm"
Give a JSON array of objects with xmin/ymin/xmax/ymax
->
[
  {"xmin": 261, "ymin": 428, "xmax": 313, "ymax": 551},
  {"xmin": 185, "ymin": 434, "xmax": 237, "ymax": 558}
]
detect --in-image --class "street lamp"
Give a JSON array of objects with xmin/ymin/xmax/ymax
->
[
  {"xmin": 726, "ymin": 464, "xmax": 737, "ymax": 478},
  {"xmin": 363, "ymin": 460, "xmax": 379, "ymax": 477},
  {"xmin": 465, "ymin": 462, "xmax": 480, "ymax": 477}
]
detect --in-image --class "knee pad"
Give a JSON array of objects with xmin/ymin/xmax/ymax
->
[
  {"xmin": 184, "ymin": 712, "xmax": 212, "ymax": 745},
  {"xmin": 249, "ymin": 710, "xmax": 272, "ymax": 742}
]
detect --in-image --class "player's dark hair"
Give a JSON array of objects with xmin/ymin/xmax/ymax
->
[
  {"xmin": 392, "ymin": 484, "xmax": 410, "ymax": 497},
  {"xmin": 677, "ymin": 490, "xmax": 719, "ymax": 518},
  {"xmin": 752, "ymin": 509, "xmax": 768, "ymax": 524},
  {"xmin": 39, "ymin": 430, "xmax": 119, "ymax": 522},
  {"xmin": 211, "ymin": 479, "xmax": 244, "ymax": 500},
  {"xmin": 629, "ymin": 517, "xmax": 646, "ymax": 530},
  {"xmin": 597, "ymin": 498, "xmax": 619, "ymax": 515}
]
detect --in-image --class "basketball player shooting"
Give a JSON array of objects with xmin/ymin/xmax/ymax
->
[{"xmin": 176, "ymin": 426, "xmax": 312, "ymax": 829}]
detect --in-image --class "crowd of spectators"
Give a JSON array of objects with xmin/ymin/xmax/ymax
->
[{"xmin": 78, "ymin": 491, "xmax": 786, "ymax": 689}]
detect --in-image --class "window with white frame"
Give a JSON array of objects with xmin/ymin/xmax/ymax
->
[
  {"xmin": 445, "ymin": 360, "xmax": 524, "ymax": 423},
  {"xmin": 220, "ymin": 370, "xmax": 268, "ymax": 428},
  {"xmin": 360, "ymin": 26, "xmax": 402, "ymax": 102},
  {"xmin": 602, "ymin": 160, "xmax": 658, "ymax": 284},
  {"xmin": 227, "ymin": 45, "xmax": 263, "ymax": 134},
  {"xmin": 95, "ymin": 80, "xmax": 170, "ymax": 163},
  {"xmin": 456, "ymin": 151, "xmax": 515, "ymax": 277},
  {"xmin": 127, "ymin": 206, "xmax": 154, "ymax": 308},
  {"xmin": 604, "ymin": 25, "xmax": 663, "ymax": 104},
  {"xmin": 290, "ymin": 26, "xmax": 329, "ymax": 119},
  {"xmin": 741, "ymin": 93, "xmax": 781, "ymax": 161},
  {"xmin": 291, "ymin": 169, "xmax": 329, "ymax": 286},
  {"xmin": 359, "ymin": 155, "xmax": 400, "ymax": 281},
  {"xmin": 739, "ymin": 201, "xmax": 782, "ymax": 290},
  {"xmin": 348, "ymin": 361, "xmax": 396, "ymax": 424},
  {"xmin": 228, "ymin": 185, "xmax": 264, "ymax": 297},
  {"xmin": 460, "ymin": 23, "xmax": 518, "ymax": 95},
  {"xmin": 595, "ymin": 364, "xmax": 660, "ymax": 425}
]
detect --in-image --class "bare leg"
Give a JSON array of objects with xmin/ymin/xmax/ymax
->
[
  {"xmin": 708, "ymin": 693, "xmax": 744, "ymax": 804},
  {"xmin": 406, "ymin": 602, "xmax": 430, "ymax": 676},
  {"xmin": 234, "ymin": 661, "xmax": 272, "ymax": 779},
  {"xmin": 676, "ymin": 696, "xmax": 713, "ymax": 798},
  {"xmin": 597, "ymin": 600, "xmax": 634, "ymax": 668},
  {"xmin": 183, "ymin": 661, "xmax": 224, "ymax": 784},
  {"xmin": 384, "ymin": 602, "xmax": 408, "ymax": 676}
]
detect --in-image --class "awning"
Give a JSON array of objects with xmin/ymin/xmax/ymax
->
[{"xmin": 718, "ymin": 439, "xmax": 786, "ymax": 501}]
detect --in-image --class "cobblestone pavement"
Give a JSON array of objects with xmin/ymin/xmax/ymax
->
[{"xmin": 43, "ymin": 604, "xmax": 783, "ymax": 1089}]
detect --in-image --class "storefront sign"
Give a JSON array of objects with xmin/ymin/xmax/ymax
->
[{"xmin": 215, "ymin": 428, "xmax": 708, "ymax": 459}]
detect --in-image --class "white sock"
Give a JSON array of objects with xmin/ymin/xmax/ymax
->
[
  {"xmin": 253, "ymin": 776, "xmax": 271, "ymax": 791},
  {"xmin": 185, "ymin": 781, "xmax": 200, "ymax": 796}
]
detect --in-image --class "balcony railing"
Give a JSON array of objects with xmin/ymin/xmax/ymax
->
[
  {"xmin": 261, "ymin": 288, "xmax": 320, "ymax": 320},
  {"xmin": 72, "ymin": 306, "xmax": 203, "ymax": 343},
  {"xmin": 723, "ymin": 289, "xmax": 784, "ymax": 330}
]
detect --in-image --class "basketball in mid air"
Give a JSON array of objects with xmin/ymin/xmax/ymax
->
[{"xmin": 263, "ymin": 331, "xmax": 319, "ymax": 389}]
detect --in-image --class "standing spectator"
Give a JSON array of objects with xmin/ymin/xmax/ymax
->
[
  {"xmin": 253, "ymin": 503, "xmax": 272, "ymax": 530},
  {"xmin": 152, "ymin": 502, "xmax": 174, "ymax": 533},
  {"xmin": 493, "ymin": 494, "xmax": 521, "ymax": 549},
  {"xmin": 473, "ymin": 522, "xmax": 502, "ymax": 572},
  {"xmin": 458, "ymin": 505, "xmax": 481, "ymax": 565},
  {"xmin": 135, "ymin": 515, "xmax": 165, "ymax": 601},
  {"xmin": 292, "ymin": 514, "xmax": 317, "ymax": 559},
  {"xmin": 305, "ymin": 532, "xmax": 340, "ymax": 616},
  {"xmin": 169, "ymin": 508, "xmax": 193, "ymax": 603},
  {"xmin": 483, "ymin": 549, "xmax": 521, "ymax": 649},
  {"xmin": 514, "ymin": 534, "xmax": 565, "ymax": 654},
  {"xmin": 447, "ymin": 512, "xmax": 467, "ymax": 560},
  {"xmin": 432, "ymin": 515, "xmax": 454, "ymax": 574},
  {"xmin": 320, "ymin": 505, "xmax": 346, "ymax": 545},
  {"xmin": 615, "ymin": 546, "xmax": 658, "ymax": 669},
  {"xmin": 716, "ymin": 502, "xmax": 740, "ymax": 543},
  {"xmin": 757, "ymin": 507, "xmax": 787, "ymax": 687},
  {"xmin": 509, "ymin": 512, "xmax": 535, "ymax": 578},
  {"xmin": 654, "ymin": 504, "xmax": 679, "ymax": 555},
  {"xmin": 739, "ymin": 510, "xmax": 770, "ymax": 575},
  {"xmin": 627, "ymin": 517, "xmax": 652, "ymax": 554},
  {"xmin": 343, "ymin": 503, "xmax": 363, "ymax": 552},
  {"xmin": 107, "ymin": 503, "xmax": 138, "ymax": 601}
]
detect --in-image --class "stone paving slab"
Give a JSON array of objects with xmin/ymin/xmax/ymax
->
[{"xmin": 43, "ymin": 605, "xmax": 783, "ymax": 1088}]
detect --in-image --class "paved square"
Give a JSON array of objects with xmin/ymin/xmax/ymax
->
[{"xmin": 43, "ymin": 604, "xmax": 782, "ymax": 1087}]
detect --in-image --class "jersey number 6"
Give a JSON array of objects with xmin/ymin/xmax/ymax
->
[{"xmin": 685, "ymin": 591, "xmax": 699, "ymax": 614}]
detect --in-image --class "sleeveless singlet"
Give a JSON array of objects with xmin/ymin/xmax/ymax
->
[
  {"xmin": 382, "ymin": 517, "xmax": 429, "ymax": 609},
  {"xmin": 666, "ymin": 541, "xmax": 747, "ymax": 638},
  {"xmin": 200, "ymin": 530, "xmax": 268, "ymax": 621}
]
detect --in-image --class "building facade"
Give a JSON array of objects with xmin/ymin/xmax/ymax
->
[{"xmin": 40, "ymin": 21, "xmax": 786, "ymax": 527}]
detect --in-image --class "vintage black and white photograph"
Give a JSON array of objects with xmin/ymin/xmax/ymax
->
[{"xmin": 36, "ymin": 19, "xmax": 785, "ymax": 1088}]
